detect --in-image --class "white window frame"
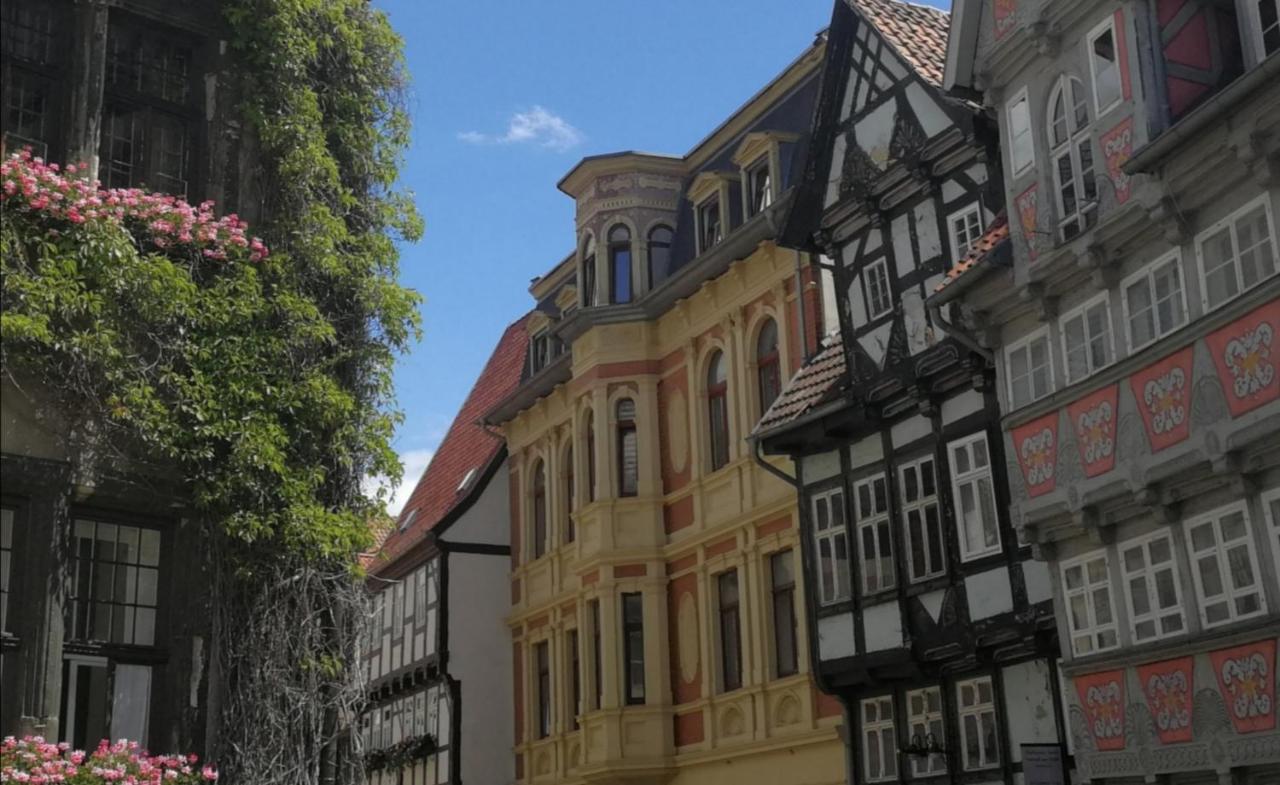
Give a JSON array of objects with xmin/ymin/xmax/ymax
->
[
  {"xmin": 864, "ymin": 258, "xmax": 893, "ymax": 320},
  {"xmin": 906, "ymin": 686, "xmax": 947, "ymax": 776},
  {"xmin": 1058, "ymin": 292, "xmax": 1115, "ymax": 385},
  {"xmin": 948, "ymin": 432, "xmax": 1002, "ymax": 562},
  {"xmin": 1263, "ymin": 487, "xmax": 1280, "ymax": 581},
  {"xmin": 854, "ymin": 473, "xmax": 896, "ymax": 595},
  {"xmin": 743, "ymin": 154, "xmax": 773, "ymax": 217},
  {"xmin": 1194, "ymin": 193, "xmax": 1278, "ymax": 313},
  {"xmin": 1061, "ymin": 550, "xmax": 1120, "ymax": 657},
  {"xmin": 1118, "ymin": 530, "xmax": 1186, "ymax": 644},
  {"xmin": 695, "ymin": 194, "xmax": 724, "ymax": 254},
  {"xmin": 812, "ymin": 487, "xmax": 852, "ymax": 606},
  {"xmin": 1120, "ymin": 251, "xmax": 1189, "ymax": 353},
  {"xmin": 948, "ymin": 202, "xmax": 984, "ymax": 260},
  {"xmin": 1047, "ymin": 76, "xmax": 1098, "ymax": 241},
  {"xmin": 899, "ymin": 455, "xmax": 946, "ymax": 583},
  {"xmin": 956, "ymin": 676, "xmax": 1000, "ymax": 771},
  {"xmin": 1244, "ymin": 0, "xmax": 1280, "ymax": 64},
  {"xmin": 1006, "ymin": 88, "xmax": 1034, "ymax": 176},
  {"xmin": 1185, "ymin": 502, "xmax": 1268, "ymax": 629},
  {"xmin": 1005, "ymin": 327, "xmax": 1054, "ymax": 409},
  {"xmin": 1086, "ymin": 15, "xmax": 1124, "ymax": 117},
  {"xmin": 861, "ymin": 695, "xmax": 898, "ymax": 783}
]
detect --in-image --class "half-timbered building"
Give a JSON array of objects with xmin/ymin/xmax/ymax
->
[
  {"xmin": 938, "ymin": 0, "xmax": 1280, "ymax": 782},
  {"xmin": 754, "ymin": 2, "xmax": 1072, "ymax": 784}
]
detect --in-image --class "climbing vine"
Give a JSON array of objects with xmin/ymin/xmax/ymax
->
[{"xmin": 0, "ymin": 0, "xmax": 421, "ymax": 782}]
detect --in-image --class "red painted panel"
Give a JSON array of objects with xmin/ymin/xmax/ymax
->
[
  {"xmin": 814, "ymin": 687, "xmax": 843, "ymax": 718},
  {"xmin": 994, "ymin": 0, "xmax": 1017, "ymax": 39},
  {"xmin": 1204, "ymin": 298, "xmax": 1280, "ymax": 417},
  {"xmin": 1067, "ymin": 384, "xmax": 1119, "ymax": 478},
  {"xmin": 1156, "ymin": 0, "xmax": 1186, "ymax": 27},
  {"xmin": 1137, "ymin": 657, "xmax": 1194, "ymax": 744},
  {"xmin": 675, "ymin": 709, "xmax": 705, "ymax": 746},
  {"xmin": 668, "ymin": 573, "xmax": 701, "ymax": 705},
  {"xmin": 1129, "ymin": 347, "xmax": 1194, "ymax": 452},
  {"xmin": 1167, "ymin": 77, "xmax": 1210, "ymax": 119},
  {"xmin": 1075, "ymin": 669, "xmax": 1127, "ymax": 751},
  {"xmin": 1012, "ymin": 412, "xmax": 1058, "ymax": 498},
  {"xmin": 1015, "ymin": 184, "xmax": 1040, "ymax": 262},
  {"xmin": 614, "ymin": 563, "xmax": 647, "ymax": 579},
  {"xmin": 1210, "ymin": 639, "xmax": 1278, "ymax": 734},
  {"xmin": 1165, "ymin": 11, "xmax": 1213, "ymax": 69},
  {"xmin": 1100, "ymin": 117, "xmax": 1135, "ymax": 205},
  {"xmin": 1115, "ymin": 10, "xmax": 1133, "ymax": 101},
  {"xmin": 663, "ymin": 494, "xmax": 695, "ymax": 534}
]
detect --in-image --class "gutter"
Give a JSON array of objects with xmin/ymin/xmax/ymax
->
[
  {"xmin": 749, "ymin": 436, "xmax": 799, "ymax": 488},
  {"xmin": 928, "ymin": 299, "xmax": 992, "ymax": 362},
  {"xmin": 1125, "ymin": 53, "xmax": 1280, "ymax": 175}
]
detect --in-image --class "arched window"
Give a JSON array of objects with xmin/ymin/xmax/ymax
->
[
  {"xmin": 585, "ymin": 411, "xmax": 597, "ymax": 503},
  {"xmin": 532, "ymin": 460, "xmax": 547, "ymax": 558},
  {"xmin": 647, "ymin": 225, "xmax": 673, "ymax": 289},
  {"xmin": 608, "ymin": 224, "xmax": 632, "ymax": 304},
  {"xmin": 564, "ymin": 445, "xmax": 575, "ymax": 543},
  {"xmin": 707, "ymin": 351, "xmax": 730, "ymax": 471},
  {"xmin": 1048, "ymin": 76, "xmax": 1097, "ymax": 241},
  {"xmin": 581, "ymin": 235, "xmax": 597, "ymax": 308},
  {"xmin": 756, "ymin": 318, "xmax": 781, "ymax": 415},
  {"xmin": 616, "ymin": 398, "xmax": 638, "ymax": 497}
]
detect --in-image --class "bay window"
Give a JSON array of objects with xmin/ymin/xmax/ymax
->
[
  {"xmin": 616, "ymin": 398, "xmax": 638, "ymax": 497},
  {"xmin": 646, "ymin": 225, "xmax": 673, "ymax": 287},
  {"xmin": 812, "ymin": 487, "xmax": 852, "ymax": 605},
  {"xmin": 948, "ymin": 433, "xmax": 1001, "ymax": 561},
  {"xmin": 608, "ymin": 224, "xmax": 633, "ymax": 304},
  {"xmin": 581, "ymin": 236, "xmax": 597, "ymax": 308}
]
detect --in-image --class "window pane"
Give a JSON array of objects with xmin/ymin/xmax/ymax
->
[{"xmin": 1091, "ymin": 26, "xmax": 1121, "ymax": 109}]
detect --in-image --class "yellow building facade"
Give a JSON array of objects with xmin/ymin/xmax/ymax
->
[{"xmin": 486, "ymin": 40, "xmax": 847, "ymax": 785}]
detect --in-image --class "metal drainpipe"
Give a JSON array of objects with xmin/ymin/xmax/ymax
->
[
  {"xmin": 795, "ymin": 249, "xmax": 812, "ymax": 361},
  {"xmin": 749, "ymin": 436, "xmax": 799, "ymax": 488},
  {"xmin": 928, "ymin": 299, "xmax": 993, "ymax": 362}
]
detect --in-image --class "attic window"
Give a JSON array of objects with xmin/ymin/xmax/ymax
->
[
  {"xmin": 457, "ymin": 467, "xmax": 478, "ymax": 493},
  {"xmin": 398, "ymin": 509, "xmax": 418, "ymax": 532}
]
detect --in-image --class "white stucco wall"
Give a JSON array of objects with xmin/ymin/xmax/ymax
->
[{"xmin": 445, "ymin": 460, "xmax": 509, "ymax": 546}]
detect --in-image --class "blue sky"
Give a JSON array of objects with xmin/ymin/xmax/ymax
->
[{"xmin": 375, "ymin": 0, "xmax": 948, "ymax": 512}]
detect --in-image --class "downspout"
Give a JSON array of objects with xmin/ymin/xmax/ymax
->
[
  {"xmin": 928, "ymin": 299, "xmax": 992, "ymax": 362},
  {"xmin": 794, "ymin": 250, "xmax": 812, "ymax": 361},
  {"xmin": 749, "ymin": 436, "xmax": 799, "ymax": 488}
]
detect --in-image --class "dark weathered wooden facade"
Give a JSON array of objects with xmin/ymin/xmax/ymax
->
[{"xmin": 754, "ymin": 2, "xmax": 1072, "ymax": 784}]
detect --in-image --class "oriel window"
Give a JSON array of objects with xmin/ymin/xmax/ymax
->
[
  {"xmin": 707, "ymin": 350, "xmax": 730, "ymax": 471},
  {"xmin": 621, "ymin": 593, "xmax": 645, "ymax": 705},
  {"xmin": 646, "ymin": 225, "xmax": 673, "ymax": 288},
  {"xmin": 616, "ymin": 398, "xmax": 638, "ymax": 497},
  {"xmin": 581, "ymin": 236, "xmax": 597, "ymax": 308},
  {"xmin": 608, "ymin": 224, "xmax": 632, "ymax": 304}
]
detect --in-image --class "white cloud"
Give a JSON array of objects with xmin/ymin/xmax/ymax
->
[
  {"xmin": 457, "ymin": 106, "xmax": 584, "ymax": 152},
  {"xmin": 364, "ymin": 448, "xmax": 436, "ymax": 517}
]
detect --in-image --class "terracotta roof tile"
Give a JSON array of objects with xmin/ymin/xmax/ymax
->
[
  {"xmin": 849, "ymin": 0, "xmax": 951, "ymax": 87},
  {"xmin": 754, "ymin": 332, "xmax": 848, "ymax": 434},
  {"xmin": 933, "ymin": 211, "xmax": 1010, "ymax": 294},
  {"xmin": 368, "ymin": 315, "xmax": 530, "ymax": 573}
]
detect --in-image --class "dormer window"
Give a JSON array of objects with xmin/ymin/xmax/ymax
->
[
  {"xmin": 1048, "ymin": 76, "xmax": 1098, "ymax": 241},
  {"xmin": 697, "ymin": 196, "xmax": 723, "ymax": 254},
  {"xmin": 647, "ymin": 225, "xmax": 673, "ymax": 287},
  {"xmin": 530, "ymin": 330, "xmax": 550, "ymax": 374},
  {"xmin": 581, "ymin": 235, "xmax": 597, "ymax": 308},
  {"xmin": 608, "ymin": 224, "xmax": 633, "ymax": 304},
  {"xmin": 746, "ymin": 157, "xmax": 772, "ymax": 216},
  {"xmin": 732, "ymin": 130, "xmax": 792, "ymax": 218}
]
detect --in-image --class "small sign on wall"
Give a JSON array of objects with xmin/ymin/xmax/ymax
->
[{"xmin": 1020, "ymin": 744, "xmax": 1066, "ymax": 785}]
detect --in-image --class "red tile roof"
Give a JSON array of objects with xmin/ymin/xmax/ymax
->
[
  {"xmin": 933, "ymin": 211, "xmax": 1010, "ymax": 293},
  {"xmin": 754, "ymin": 332, "xmax": 848, "ymax": 435},
  {"xmin": 367, "ymin": 315, "xmax": 530, "ymax": 574},
  {"xmin": 849, "ymin": 0, "xmax": 951, "ymax": 87}
]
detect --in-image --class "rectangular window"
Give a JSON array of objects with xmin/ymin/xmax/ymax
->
[
  {"xmin": 1053, "ymin": 137, "xmax": 1099, "ymax": 241},
  {"xmin": 1122, "ymin": 252, "xmax": 1187, "ymax": 352},
  {"xmin": 948, "ymin": 433, "xmax": 1001, "ymax": 561},
  {"xmin": 530, "ymin": 331, "xmax": 549, "ymax": 373},
  {"xmin": 622, "ymin": 593, "xmax": 645, "ymax": 705},
  {"xmin": 590, "ymin": 599, "xmax": 603, "ymax": 710},
  {"xmin": 861, "ymin": 696, "xmax": 898, "ymax": 783},
  {"xmin": 1060, "ymin": 293, "xmax": 1114, "ymax": 384},
  {"xmin": 69, "ymin": 519, "xmax": 161, "ymax": 646},
  {"xmin": 697, "ymin": 196, "xmax": 723, "ymax": 253},
  {"xmin": 1119, "ymin": 532, "xmax": 1185, "ymax": 643},
  {"xmin": 957, "ymin": 676, "xmax": 1000, "ymax": 770},
  {"xmin": 907, "ymin": 687, "xmax": 947, "ymax": 776},
  {"xmin": 900, "ymin": 456, "xmax": 945, "ymax": 583},
  {"xmin": 535, "ymin": 641, "xmax": 551, "ymax": 738},
  {"xmin": 0, "ymin": 508, "xmax": 12, "ymax": 637},
  {"xmin": 718, "ymin": 570, "xmax": 742, "ymax": 692},
  {"xmin": 1186, "ymin": 503, "xmax": 1267, "ymax": 629},
  {"xmin": 1, "ymin": 0, "xmax": 63, "ymax": 158},
  {"xmin": 568, "ymin": 629, "xmax": 581, "ymax": 730},
  {"xmin": 1264, "ymin": 488, "xmax": 1280, "ymax": 580},
  {"xmin": 770, "ymin": 550, "xmax": 798, "ymax": 678},
  {"xmin": 746, "ymin": 157, "xmax": 772, "ymax": 216},
  {"xmin": 1248, "ymin": 0, "xmax": 1280, "ymax": 60},
  {"xmin": 1061, "ymin": 551, "xmax": 1119, "ymax": 656},
  {"xmin": 1007, "ymin": 90, "xmax": 1034, "ymax": 175},
  {"xmin": 865, "ymin": 259, "xmax": 893, "ymax": 319},
  {"xmin": 1087, "ymin": 17, "xmax": 1123, "ymax": 115},
  {"xmin": 812, "ymin": 487, "xmax": 852, "ymax": 604},
  {"xmin": 949, "ymin": 203, "xmax": 984, "ymax": 260},
  {"xmin": 854, "ymin": 474, "xmax": 895, "ymax": 594},
  {"xmin": 1006, "ymin": 329, "xmax": 1053, "ymax": 409},
  {"xmin": 1197, "ymin": 195, "xmax": 1277, "ymax": 312}
]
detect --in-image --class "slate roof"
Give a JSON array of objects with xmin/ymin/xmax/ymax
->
[
  {"xmin": 849, "ymin": 0, "xmax": 950, "ymax": 87},
  {"xmin": 367, "ymin": 315, "xmax": 529, "ymax": 573},
  {"xmin": 754, "ymin": 331, "xmax": 849, "ymax": 435},
  {"xmin": 933, "ymin": 211, "xmax": 1010, "ymax": 294}
]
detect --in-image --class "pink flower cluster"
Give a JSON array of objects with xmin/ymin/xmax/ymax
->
[
  {"xmin": 0, "ymin": 736, "xmax": 217, "ymax": 785},
  {"xmin": 0, "ymin": 149, "xmax": 267, "ymax": 263}
]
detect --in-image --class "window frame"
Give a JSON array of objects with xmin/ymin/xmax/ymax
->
[
  {"xmin": 615, "ymin": 398, "xmax": 638, "ymax": 498},
  {"xmin": 956, "ymin": 676, "xmax": 1001, "ymax": 771},
  {"xmin": 1185, "ymin": 502, "xmax": 1268, "ymax": 629},
  {"xmin": 621, "ymin": 592, "xmax": 646, "ymax": 705},
  {"xmin": 607, "ymin": 223, "xmax": 633, "ymax": 305},
  {"xmin": 1047, "ymin": 75, "xmax": 1098, "ymax": 242},
  {"xmin": 755, "ymin": 317, "xmax": 782, "ymax": 417},
  {"xmin": 1006, "ymin": 88, "xmax": 1034, "ymax": 176},
  {"xmin": 864, "ymin": 258, "xmax": 893, "ymax": 320},
  {"xmin": 590, "ymin": 599, "xmax": 603, "ymax": 710},
  {"xmin": 1263, "ymin": 487, "xmax": 1280, "ymax": 581},
  {"xmin": 1244, "ymin": 0, "xmax": 1280, "ymax": 63},
  {"xmin": 564, "ymin": 444, "xmax": 576, "ymax": 543},
  {"xmin": 1120, "ymin": 251, "xmax": 1189, "ymax": 354},
  {"xmin": 745, "ymin": 155, "xmax": 773, "ymax": 217},
  {"xmin": 906, "ymin": 686, "xmax": 947, "ymax": 776},
  {"xmin": 581, "ymin": 235, "xmax": 598, "ymax": 308},
  {"xmin": 1118, "ymin": 530, "xmax": 1186, "ymax": 645},
  {"xmin": 0, "ymin": 507, "xmax": 14, "ymax": 638},
  {"xmin": 948, "ymin": 202, "xmax": 984, "ymax": 260},
  {"xmin": 947, "ymin": 432, "xmax": 1002, "ymax": 562},
  {"xmin": 68, "ymin": 517, "xmax": 163, "ymax": 648},
  {"xmin": 1086, "ymin": 15, "xmax": 1124, "ymax": 117},
  {"xmin": 567, "ymin": 628, "xmax": 581, "ymax": 730},
  {"xmin": 535, "ymin": 639, "xmax": 552, "ymax": 739},
  {"xmin": 1194, "ymin": 193, "xmax": 1278, "ymax": 313},
  {"xmin": 1058, "ymin": 291, "xmax": 1116, "ymax": 385},
  {"xmin": 1005, "ymin": 327, "xmax": 1054, "ymax": 409},
  {"xmin": 769, "ymin": 549, "xmax": 798, "ymax": 678},
  {"xmin": 860, "ymin": 695, "xmax": 899, "ymax": 783},
  {"xmin": 1060, "ymin": 550, "xmax": 1120, "ymax": 657},
  {"xmin": 696, "ymin": 194, "xmax": 723, "ymax": 254},
  {"xmin": 531, "ymin": 460, "xmax": 548, "ymax": 559},
  {"xmin": 853, "ymin": 473, "xmax": 895, "ymax": 595},
  {"xmin": 811, "ymin": 485, "xmax": 853, "ymax": 605},
  {"xmin": 646, "ymin": 224, "xmax": 673, "ymax": 289},
  {"xmin": 717, "ymin": 569, "xmax": 743, "ymax": 692},
  {"xmin": 707, "ymin": 350, "xmax": 731, "ymax": 472},
  {"xmin": 899, "ymin": 455, "xmax": 946, "ymax": 584}
]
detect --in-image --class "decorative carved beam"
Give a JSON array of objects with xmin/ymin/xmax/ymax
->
[
  {"xmin": 1028, "ymin": 20, "xmax": 1061, "ymax": 58},
  {"xmin": 1230, "ymin": 129, "xmax": 1278, "ymax": 187},
  {"xmin": 1019, "ymin": 282, "xmax": 1059, "ymax": 322}
]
